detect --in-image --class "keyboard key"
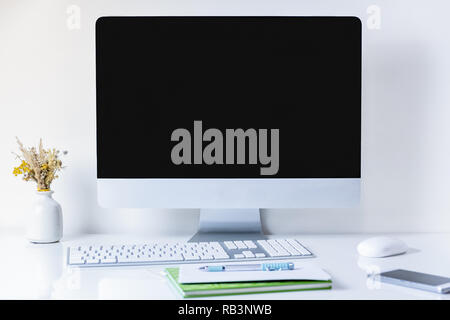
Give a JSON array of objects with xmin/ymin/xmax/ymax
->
[
  {"xmin": 255, "ymin": 253, "xmax": 266, "ymax": 258},
  {"xmin": 234, "ymin": 241, "xmax": 247, "ymax": 249},
  {"xmin": 165, "ymin": 254, "xmax": 184, "ymax": 261},
  {"xmin": 267, "ymin": 240, "xmax": 290, "ymax": 256},
  {"xmin": 69, "ymin": 255, "xmax": 86, "ymax": 265},
  {"xmin": 257, "ymin": 240, "xmax": 279, "ymax": 257},
  {"xmin": 101, "ymin": 257, "xmax": 118, "ymax": 264},
  {"xmin": 242, "ymin": 250, "xmax": 255, "ymax": 258},
  {"xmin": 183, "ymin": 253, "xmax": 201, "ymax": 261},
  {"xmin": 243, "ymin": 240, "xmax": 257, "ymax": 249},
  {"xmin": 224, "ymin": 241, "xmax": 237, "ymax": 250},
  {"xmin": 286, "ymin": 239, "xmax": 312, "ymax": 256},
  {"xmin": 213, "ymin": 253, "xmax": 230, "ymax": 259},
  {"xmin": 276, "ymin": 239, "xmax": 300, "ymax": 255},
  {"xmin": 147, "ymin": 255, "xmax": 169, "ymax": 262},
  {"xmin": 234, "ymin": 253, "xmax": 245, "ymax": 259},
  {"xmin": 209, "ymin": 242, "xmax": 223, "ymax": 250},
  {"xmin": 200, "ymin": 253, "xmax": 214, "ymax": 260},
  {"xmin": 87, "ymin": 256, "xmax": 101, "ymax": 264},
  {"xmin": 69, "ymin": 250, "xmax": 84, "ymax": 258},
  {"xmin": 117, "ymin": 256, "xmax": 132, "ymax": 263}
]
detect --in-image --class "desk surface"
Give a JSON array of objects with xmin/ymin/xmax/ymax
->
[{"xmin": 1, "ymin": 232, "xmax": 450, "ymax": 299}]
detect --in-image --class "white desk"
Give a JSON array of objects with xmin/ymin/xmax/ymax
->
[{"xmin": 1, "ymin": 232, "xmax": 450, "ymax": 300}]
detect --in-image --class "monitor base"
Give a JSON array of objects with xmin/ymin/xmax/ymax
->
[
  {"xmin": 188, "ymin": 209, "xmax": 266, "ymax": 242},
  {"xmin": 189, "ymin": 232, "xmax": 266, "ymax": 242}
]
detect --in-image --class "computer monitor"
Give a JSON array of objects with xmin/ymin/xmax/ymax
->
[{"xmin": 96, "ymin": 16, "xmax": 361, "ymax": 241}]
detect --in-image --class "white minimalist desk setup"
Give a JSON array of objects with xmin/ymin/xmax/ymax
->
[
  {"xmin": 1, "ymin": 231, "xmax": 450, "ymax": 300},
  {"xmin": 4, "ymin": 16, "xmax": 449, "ymax": 301}
]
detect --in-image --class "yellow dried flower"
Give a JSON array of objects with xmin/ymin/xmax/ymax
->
[
  {"xmin": 12, "ymin": 167, "xmax": 21, "ymax": 176},
  {"xmin": 13, "ymin": 160, "xmax": 31, "ymax": 176}
]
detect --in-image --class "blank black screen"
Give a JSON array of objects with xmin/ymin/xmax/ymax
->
[{"xmin": 96, "ymin": 17, "xmax": 361, "ymax": 178}]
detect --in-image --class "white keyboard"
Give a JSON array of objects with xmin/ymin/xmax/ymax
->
[{"xmin": 67, "ymin": 239, "xmax": 314, "ymax": 267}]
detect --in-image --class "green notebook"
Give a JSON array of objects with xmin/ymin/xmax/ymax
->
[{"xmin": 165, "ymin": 268, "xmax": 332, "ymax": 298}]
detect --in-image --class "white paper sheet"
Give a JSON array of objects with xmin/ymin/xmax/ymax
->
[{"xmin": 178, "ymin": 263, "xmax": 331, "ymax": 284}]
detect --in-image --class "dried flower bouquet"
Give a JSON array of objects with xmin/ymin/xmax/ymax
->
[{"xmin": 13, "ymin": 137, "xmax": 66, "ymax": 191}]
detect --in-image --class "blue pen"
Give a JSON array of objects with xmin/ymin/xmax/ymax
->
[{"xmin": 199, "ymin": 262, "xmax": 295, "ymax": 272}]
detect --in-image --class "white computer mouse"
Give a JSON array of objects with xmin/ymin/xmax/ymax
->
[{"xmin": 357, "ymin": 236, "xmax": 408, "ymax": 258}]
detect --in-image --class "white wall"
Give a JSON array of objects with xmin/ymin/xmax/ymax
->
[{"xmin": 1, "ymin": 0, "xmax": 450, "ymax": 236}]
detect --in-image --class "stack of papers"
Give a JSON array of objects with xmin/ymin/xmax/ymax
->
[{"xmin": 165, "ymin": 264, "xmax": 332, "ymax": 298}]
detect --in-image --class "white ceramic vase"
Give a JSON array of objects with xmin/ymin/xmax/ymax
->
[{"xmin": 27, "ymin": 191, "xmax": 63, "ymax": 243}]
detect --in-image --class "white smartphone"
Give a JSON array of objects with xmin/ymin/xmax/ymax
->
[{"xmin": 379, "ymin": 269, "xmax": 450, "ymax": 294}]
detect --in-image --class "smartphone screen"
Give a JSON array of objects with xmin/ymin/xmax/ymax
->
[{"xmin": 380, "ymin": 269, "xmax": 450, "ymax": 289}]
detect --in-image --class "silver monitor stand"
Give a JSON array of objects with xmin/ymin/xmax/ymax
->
[{"xmin": 188, "ymin": 209, "xmax": 267, "ymax": 242}]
